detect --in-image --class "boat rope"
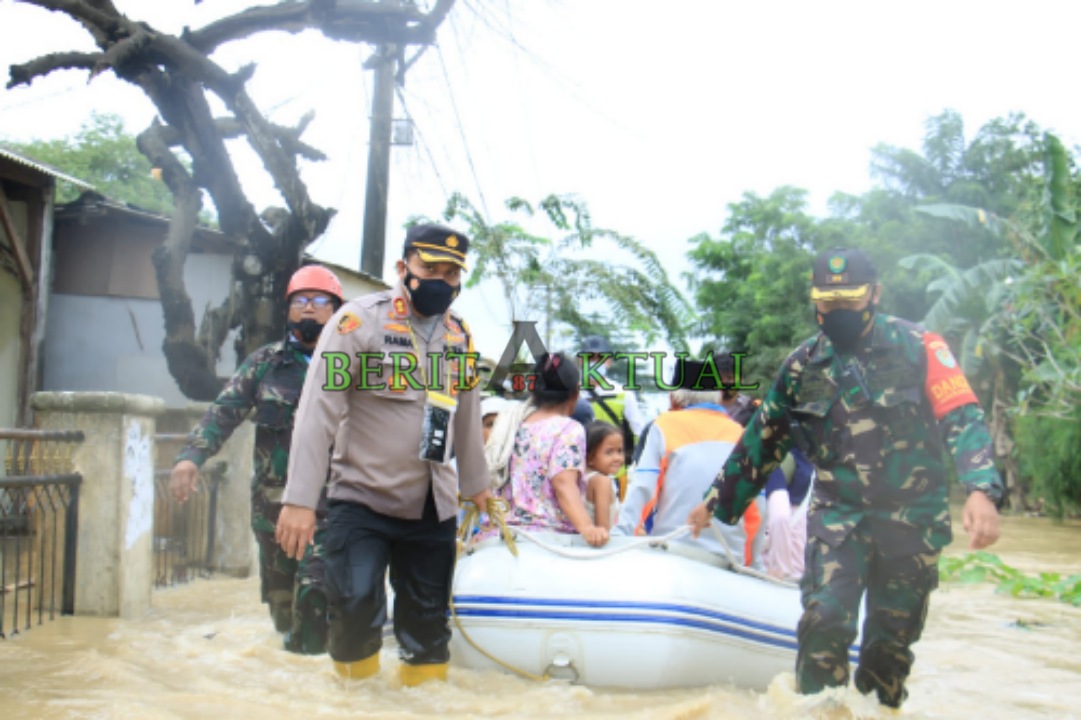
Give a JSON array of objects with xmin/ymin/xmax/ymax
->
[
  {"xmin": 450, "ymin": 499, "xmax": 551, "ymax": 680},
  {"xmin": 457, "ymin": 498, "xmax": 796, "ymax": 587},
  {"xmin": 707, "ymin": 524, "xmax": 799, "ymax": 588},
  {"xmin": 449, "ymin": 577, "xmax": 550, "ymax": 683},
  {"xmin": 458, "ymin": 497, "xmax": 518, "ymax": 556},
  {"xmin": 448, "ymin": 599, "xmax": 550, "ymax": 682},
  {"xmin": 513, "ymin": 525, "xmax": 696, "ymax": 560}
]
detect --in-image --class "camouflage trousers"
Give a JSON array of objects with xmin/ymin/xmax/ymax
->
[
  {"xmin": 797, "ymin": 527, "xmax": 939, "ymax": 709},
  {"xmin": 253, "ymin": 499, "xmax": 329, "ymax": 656}
]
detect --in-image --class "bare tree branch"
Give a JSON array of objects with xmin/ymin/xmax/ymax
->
[
  {"xmin": 137, "ymin": 118, "xmax": 225, "ymax": 399},
  {"xmin": 7, "ymin": 51, "xmax": 99, "ymax": 89},
  {"xmin": 182, "ymin": 1, "xmax": 325, "ymax": 52},
  {"xmin": 155, "ymin": 116, "xmax": 327, "ymax": 162},
  {"xmin": 128, "ymin": 31, "xmax": 329, "ymax": 239},
  {"xmin": 90, "ymin": 25, "xmax": 151, "ymax": 78},
  {"xmin": 8, "ymin": 0, "xmax": 460, "ymax": 400},
  {"xmin": 184, "ymin": 0, "xmax": 427, "ymax": 53},
  {"xmin": 197, "ymin": 287, "xmax": 241, "ymax": 371}
]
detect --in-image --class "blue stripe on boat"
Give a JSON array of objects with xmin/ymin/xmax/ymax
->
[{"xmin": 451, "ymin": 594, "xmax": 861, "ymax": 663}]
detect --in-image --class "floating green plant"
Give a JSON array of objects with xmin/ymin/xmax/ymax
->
[{"xmin": 939, "ymin": 551, "xmax": 1081, "ymax": 606}]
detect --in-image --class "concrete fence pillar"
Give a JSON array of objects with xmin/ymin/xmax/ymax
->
[
  {"xmin": 31, "ymin": 391, "xmax": 164, "ymax": 618},
  {"xmin": 158, "ymin": 404, "xmax": 255, "ymax": 577}
]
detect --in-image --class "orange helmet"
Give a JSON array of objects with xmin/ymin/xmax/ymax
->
[{"xmin": 286, "ymin": 265, "xmax": 344, "ymax": 303}]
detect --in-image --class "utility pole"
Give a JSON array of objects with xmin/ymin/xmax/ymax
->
[
  {"xmin": 361, "ymin": 44, "xmax": 397, "ymax": 279},
  {"xmin": 545, "ymin": 283, "xmax": 552, "ymax": 348}
]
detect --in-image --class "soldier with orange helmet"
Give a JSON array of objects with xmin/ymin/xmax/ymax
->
[{"xmin": 169, "ymin": 264, "xmax": 344, "ymax": 654}]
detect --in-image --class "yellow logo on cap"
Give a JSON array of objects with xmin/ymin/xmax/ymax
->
[{"xmin": 446, "ymin": 235, "xmax": 459, "ymax": 248}]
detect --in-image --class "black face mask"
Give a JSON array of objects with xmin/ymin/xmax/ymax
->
[
  {"xmin": 818, "ymin": 305, "xmax": 874, "ymax": 352},
  {"xmin": 405, "ymin": 270, "xmax": 460, "ymax": 317},
  {"xmin": 288, "ymin": 318, "xmax": 324, "ymax": 345}
]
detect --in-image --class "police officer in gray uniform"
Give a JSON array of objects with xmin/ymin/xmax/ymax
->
[{"xmin": 276, "ymin": 224, "xmax": 492, "ymax": 686}]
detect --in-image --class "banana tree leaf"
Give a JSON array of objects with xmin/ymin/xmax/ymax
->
[
  {"xmin": 916, "ymin": 204, "xmax": 1003, "ymax": 235},
  {"xmin": 1045, "ymin": 133, "xmax": 1079, "ymax": 260}
]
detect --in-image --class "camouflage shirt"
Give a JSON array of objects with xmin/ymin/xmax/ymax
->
[
  {"xmin": 177, "ymin": 338, "xmax": 311, "ymax": 503},
  {"xmin": 704, "ymin": 314, "xmax": 1003, "ymax": 557}
]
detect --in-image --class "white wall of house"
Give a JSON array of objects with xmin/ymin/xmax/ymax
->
[
  {"xmin": 0, "ymin": 269, "xmax": 22, "ymax": 429},
  {"xmin": 337, "ymin": 272, "xmax": 387, "ymax": 302},
  {"xmin": 43, "ymin": 253, "xmax": 239, "ymax": 408},
  {"xmin": 0, "ymin": 196, "xmax": 28, "ymax": 429}
]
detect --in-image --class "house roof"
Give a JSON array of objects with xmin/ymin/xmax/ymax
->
[
  {"xmin": 0, "ymin": 146, "xmax": 96, "ymax": 190},
  {"xmin": 50, "ymin": 188, "xmax": 388, "ymax": 286},
  {"xmin": 304, "ymin": 254, "xmax": 389, "ymax": 289},
  {"xmin": 55, "ymin": 191, "xmax": 238, "ymax": 253}
]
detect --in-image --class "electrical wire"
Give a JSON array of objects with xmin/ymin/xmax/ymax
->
[
  {"xmin": 458, "ymin": 0, "xmax": 644, "ymax": 141},
  {"xmin": 305, "ymin": 46, "xmax": 370, "ymax": 260},
  {"xmin": 434, "ymin": 43, "xmax": 490, "ymax": 221},
  {"xmin": 0, "ymin": 84, "xmax": 84, "ymax": 113},
  {"xmin": 394, "ymin": 85, "xmax": 449, "ymax": 202},
  {"xmin": 499, "ymin": 0, "xmax": 541, "ymax": 194}
]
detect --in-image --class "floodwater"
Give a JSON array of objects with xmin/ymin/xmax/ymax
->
[{"xmin": 1, "ymin": 512, "xmax": 1080, "ymax": 720}]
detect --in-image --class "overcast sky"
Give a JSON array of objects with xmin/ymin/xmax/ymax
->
[{"xmin": 2, "ymin": 0, "xmax": 1079, "ymax": 359}]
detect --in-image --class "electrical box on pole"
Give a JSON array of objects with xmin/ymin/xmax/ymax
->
[{"xmin": 392, "ymin": 119, "xmax": 414, "ymax": 146}]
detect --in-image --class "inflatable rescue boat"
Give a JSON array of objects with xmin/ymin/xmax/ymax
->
[{"xmin": 449, "ymin": 529, "xmax": 859, "ymax": 690}]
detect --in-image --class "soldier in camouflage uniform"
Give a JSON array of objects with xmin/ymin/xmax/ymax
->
[
  {"xmin": 689, "ymin": 248, "xmax": 1003, "ymax": 709},
  {"xmin": 169, "ymin": 265, "xmax": 345, "ymax": 655}
]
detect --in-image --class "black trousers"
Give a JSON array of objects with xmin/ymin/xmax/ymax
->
[{"xmin": 323, "ymin": 490, "xmax": 457, "ymax": 665}]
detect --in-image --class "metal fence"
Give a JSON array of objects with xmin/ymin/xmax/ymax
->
[
  {"xmin": 0, "ymin": 429, "xmax": 83, "ymax": 638},
  {"xmin": 152, "ymin": 433, "xmax": 226, "ymax": 588}
]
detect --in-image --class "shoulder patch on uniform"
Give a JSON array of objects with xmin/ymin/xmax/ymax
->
[
  {"xmin": 923, "ymin": 332, "xmax": 977, "ymax": 419},
  {"xmin": 337, "ymin": 312, "xmax": 362, "ymax": 335},
  {"xmin": 392, "ymin": 297, "xmax": 408, "ymax": 317}
]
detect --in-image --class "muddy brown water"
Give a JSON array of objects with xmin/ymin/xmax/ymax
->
[{"xmin": 1, "ymin": 512, "xmax": 1079, "ymax": 719}]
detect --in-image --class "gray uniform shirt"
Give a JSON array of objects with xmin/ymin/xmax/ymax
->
[{"xmin": 283, "ymin": 287, "xmax": 487, "ymax": 521}]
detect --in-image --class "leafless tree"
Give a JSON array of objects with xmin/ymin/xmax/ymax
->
[{"xmin": 7, "ymin": 0, "xmax": 456, "ymax": 399}]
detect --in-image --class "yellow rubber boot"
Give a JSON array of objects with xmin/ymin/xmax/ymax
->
[
  {"xmin": 333, "ymin": 653, "xmax": 379, "ymax": 681},
  {"xmin": 399, "ymin": 662, "xmax": 448, "ymax": 687}
]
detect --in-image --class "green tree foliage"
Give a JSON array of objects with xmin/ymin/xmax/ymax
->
[
  {"xmin": 896, "ymin": 251, "xmax": 1019, "ymax": 376},
  {"xmin": 687, "ymin": 110, "xmax": 1080, "ymax": 513},
  {"xmin": 441, "ymin": 191, "xmax": 694, "ymax": 353},
  {"xmin": 911, "ymin": 135, "xmax": 1081, "ymax": 420},
  {"xmin": 686, "ymin": 186, "xmax": 847, "ymax": 385},
  {"xmin": 900, "ymin": 132, "xmax": 1081, "ymax": 512},
  {"xmin": 896, "ymin": 247, "xmax": 1021, "ymax": 405},
  {"xmin": 833, "ymin": 111, "xmax": 1046, "ymax": 323},
  {"xmin": 2, "ymin": 112, "xmax": 176, "ymax": 213},
  {"xmin": 870, "ymin": 111, "xmax": 1043, "ymax": 217},
  {"xmin": 1015, "ymin": 413, "xmax": 1081, "ymax": 518}
]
